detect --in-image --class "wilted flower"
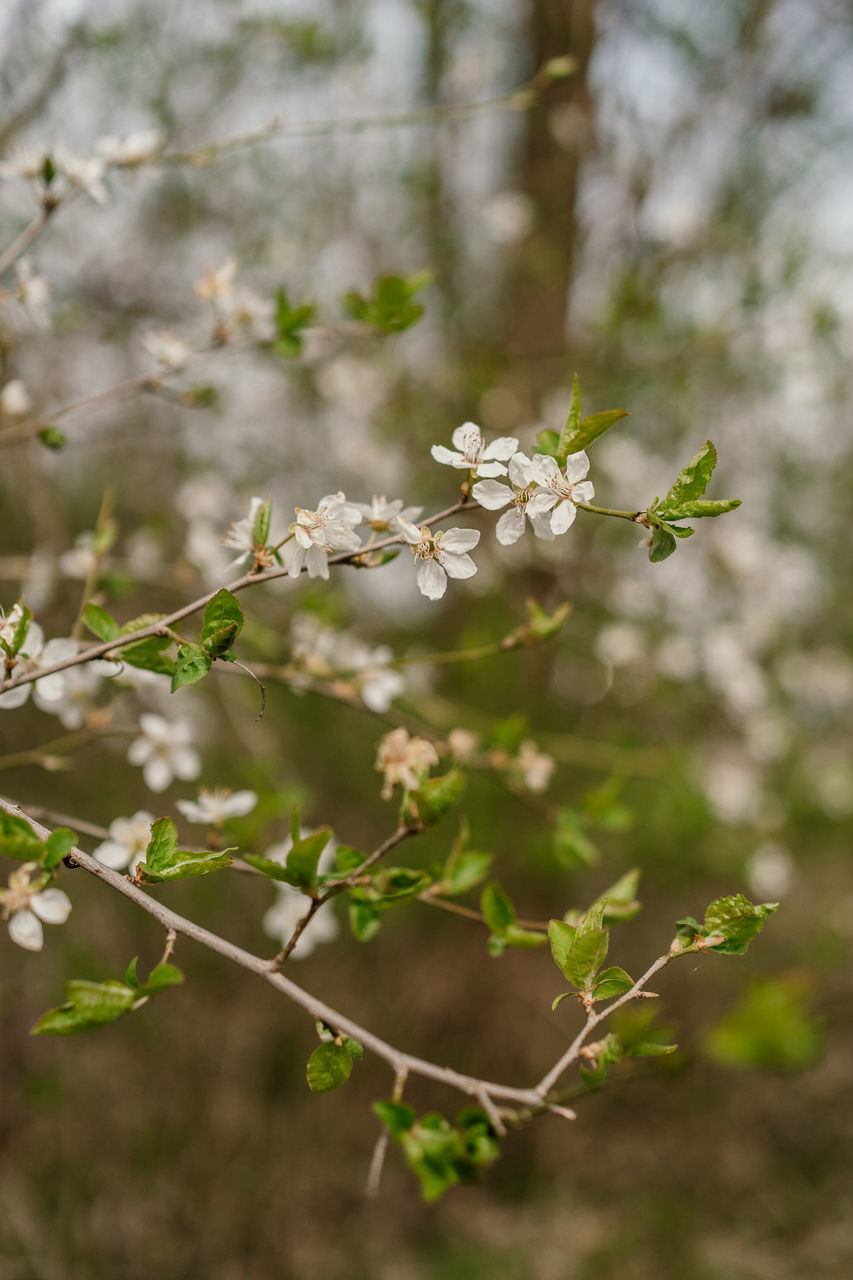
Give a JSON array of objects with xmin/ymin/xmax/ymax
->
[
  {"xmin": 472, "ymin": 452, "xmax": 554, "ymax": 545},
  {"xmin": 262, "ymin": 836, "xmax": 339, "ymax": 958},
  {"xmin": 176, "ymin": 787, "xmax": 257, "ymax": 825},
  {"xmin": 127, "ymin": 714, "xmax": 201, "ymax": 793},
  {"xmin": 283, "ymin": 492, "xmax": 362, "ymax": 580},
  {"xmin": 431, "ymin": 422, "xmax": 519, "ymax": 478},
  {"xmin": 1, "ymin": 863, "xmax": 71, "ymax": 952},
  {"xmin": 397, "ymin": 518, "xmax": 479, "ymax": 601},
  {"xmin": 375, "ymin": 727, "xmax": 439, "ymax": 799},
  {"xmin": 94, "ymin": 811, "xmax": 155, "ymax": 872}
]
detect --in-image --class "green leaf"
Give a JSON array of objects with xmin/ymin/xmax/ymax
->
[
  {"xmin": 593, "ymin": 966, "xmax": 634, "ymax": 1001},
  {"xmin": 535, "ymin": 428, "xmax": 561, "ymax": 458},
  {"xmin": 243, "ymin": 853, "xmax": 302, "ymax": 883},
  {"xmin": 373, "ymin": 1100, "xmax": 416, "ymax": 1140},
  {"xmin": 658, "ymin": 440, "xmax": 717, "ymax": 512},
  {"xmin": 290, "ymin": 805, "xmax": 301, "ymax": 846},
  {"xmin": 409, "ymin": 769, "xmax": 466, "ymax": 827},
  {"xmin": 252, "ymin": 498, "xmax": 272, "ymax": 547},
  {"xmin": 505, "ymin": 923, "xmax": 547, "ymax": 949},
  {"xmin": 333, "ymin": 844, "xmax": 367, "ymax": 874},
  {"xmin": 343, "ymin": 270, "xmax": 431, "ymax": 334},
  {"xmin": 201, "ymin": 589, "xmax": 244, "ymax": 657},
  {"xmin": 171, "ymin": 643, "xmax": 212, "ymax": 692},
  {"xmin": 557, "ymin": 374, "xmax": 582, "ymax": 461},
  {"xmin": 43, "ymin": 827, "xmax": 76, "ymax": 870},
  {"xmin": 124, "ymin": 957, "xmax": 140, "ymax": 989},
  {"xmin": 566, "ymin": 407, "xmax": 630, "ymax": 453},
  {"xmin": 587, "ymin": 868, "xmax": 642, "ymax": 924},
  {"xmin": 554, "ymin": 808, "xmax": 599, "ymax": 868},
  {"xmin": 349, "ymin": 899, "xmax": 382, "ymax": 942},
  {"xmin": 37, "ymin": 427, "xmax": 66, "ymax": 450},
  {"xmin": 65, "ymin": 979, "xmax": 136, "ymax": 1024},
  {"xmin": 0, "ymin": 813, "xmax": 43, "ymax": 862},
  {"xmin": 286, "ymin": 829, "xmax": 332, "ymax": 891},
  {"xmin": 552, "ymin": 991, "xmax": 575, "ymax": 1012},
  {"xmin": 31, "ymin": 1005, "xmax": 95, "ymax": 1036},
  {"xmin": 703, "ymin": 894, "xmax": 778, "ymax": 955},
  {"xmin": 663, "ymin": 498, "xmax": 741, "ymax": 519},
  {"xmin": 705, "ymin": 976, "xmax": 823, "ymax": 1072},
  {"xmin": 82, "ymin": 603, "xmax": 119, "ymax": 642},
  {"xmin": 121, "ymin": 634, "xmax": 174, "ymax": 675},
  {"xmin": 273, "ymin": 288, "xmax": 315, "ymax": 357},
  {"xmin": 138, "ymin": 818, "xmax": 233, "ymax": 882},
  {"xmin": 480, "ymin": 883, "xmax": 515, "ymax": 934},
  {"xmin": 306, "ymin": 1040, "xmax": 355, "ymax": 1093},
  {"xmin": 370, "ymin": 866, "xmax": 431, "ymax": 903},
  {"xmin": 143, "ymin": 963, "xmax": 184, "ymax": 994},
  {"xmin": 441, "ymin": 849, "xmax": 492, "ymax": 897},
  {"xmin": 548, "ymin": 901, "xmax": 609, "ymax": 989},
  {"xmin": 648, "ymin": 525, "xmax": 677, "ymax": 562}
]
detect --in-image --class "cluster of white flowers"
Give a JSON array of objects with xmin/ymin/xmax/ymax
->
[
  {"xmin": 0, "ymin": 606, "xmax": 118, "ymax": 727},
  {"xmin": 1, "ymin": 862, "xmax": 71, "ymax": 952},
  {"xmin": 288, "ymin": 614, "xmax": 404, "ymax": 712},
  {"xmin": 0, "ymin": 133, "xmax": 163, "ymax": 201}
]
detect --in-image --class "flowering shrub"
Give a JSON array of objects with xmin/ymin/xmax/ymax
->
[{"xmin": 0, "ymin": 90, "xmax": 777, "ymax": 1205}]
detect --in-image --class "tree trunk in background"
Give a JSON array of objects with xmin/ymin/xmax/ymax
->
[{"xmin": 504, "ymin": 0, "xmax": 597, "ymax": 380}]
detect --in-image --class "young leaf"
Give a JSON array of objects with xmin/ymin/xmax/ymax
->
[
  {"xmin": 373, "ymin": 1100, "xmax": 416, "ymax": 1140},
  {"xmin": 243, "ymin": 853, "xmax": 304, "ymax": 884},
  {"xmin": 252, "ymin": 497, "xmax": 272, "ymax": 546},
  {"xmin": 648, "ymin": 525, "xmax": 677, "ymax": 563},
  {"xmin": 306, "ymin": 1040, "xmax": 355, "ymax": 1093},
  {"xmin": 557, "ymin": 374, "xmax": 582, "ymax": 461},
  {"xmin": 201, "ymin": 589, "xmax": 244, "ymax": 657},
  {"xmin": 143, "ymin": 963, "xmax": 184, "ymax": 994},
  {"xmin": 138, "ymin": 817, "xmax": 233, "ymax": 882},
  {"xmin": 0, "ymin": 812, "xmax": 44, "ymax": 862},
  {"xmin": 43, "ymin": 827, "xmax": 77, "ymax": 870},
  {"xmin": 504, "ymin": 923, "xmax": 547, "ymax": 949},
  {"xmin": 65, "ymin": 979, "xmax": 136, "ymax": 1024},
  {"xmin": 566, "ymin": 408, "xmax": 630, "ymax": 453},
  {"xmin": 82, "ymin": 603, "xmax": 119, "ymax": 642},
  {"xmin": 409, "ymin": 769, "xmax": 466, "ymax": 827},
  {"xmin": 286, "ymin": 829, "xmax": 332, "ymax": 891},
  {"xmin": 480, "ymin": 882, "xmax": 515, "ymax": 934},
  {"xmin": 703, "ymin": 894, "xmax": 779, "ymax": 955},
  {"xmin": 592, "ymin": 966, "xmax": 634, "ymax": 1001},
  {"xmin": 171, "ymin": 643, "xmax": 212, "ymax": 692},
  {"xmin": 349, "ymin": 898, "xmax": 382, "ymax": 942},
  {"xmin": 441, "ymin": 849, "xmax": 492, "ymax": 897},
  {"xmin": 657, "ymin": 440, "xmax": 717, "ymax": 512},
  {"xmin": 121, "ymin": 634, "xmax": 174, "ymax": 675},
  {"xmin": 548, "ymin": 901, "xmax": 609, "ymax": 989}
]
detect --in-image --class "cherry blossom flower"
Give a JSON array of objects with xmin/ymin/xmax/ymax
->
[
  {"xmin": 262, "ymin": 836, "xmax": 339, "ymax": 958},
  {"xmin": 288, "ymin": 615, "xmax": 405, "ymax": 712},
  {"xmin": 516, "ymin": 740, "xmax": 555, "ymax": 793},
  {"xmin": 176, "ymin": 787, "xmax": 257, "ymax": 825},
  {"xmin": 95, "ymin": 130, "xmax": 162, "ymax": 167},
  {"xmin": 0, "ymin": 623, "xmax": 78, "ymax": 712},
  {"xmin": 1, "ymin": 863, "xmax": 71, "ymax": 952},
  {"xmin": 354, "ymin": 495, "xmax": 423, "ymax": 534},
  {"xmin": 282, "ymin": 492, "xmax": 363, "ymax": 580},
  {"xmin": 397, "ymin": 518, "xmax": 480, "ymax": 601},
  {"xmin": 223, "ymin": 496, "xmax": 271, "ymax": 572},
  {"xmin": 127, "ymin": 714, "xmax": 201, "ymax": 793},
  {"xmin": 375, "ymin": 727, "xmax": 439, "ymax": 799},
  {"xmin": 431, "ymin": 422, "xmax": 519, "ymax": 478},
  {"xmin": 0, "ymin": 379, "xmax": 32, "ymax": 416},
  {"xmin": 141, "ymin": 329, "xmax": 194, "ymax": 369},
  {"xmin": 94, "ymin": 811, "xmax": 155, "ymax": 872},
  {"xmin": 471, "ymin": 453, "xmax": 554, "ymax": 545},
  {"xmin": 527, "ymin": 451, "xmax": 595, "ymax": 534}
]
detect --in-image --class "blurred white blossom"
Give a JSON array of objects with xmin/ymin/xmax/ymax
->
[
  {"xmin": 94, "ymin": 811, "xmax": 155, "ymax": 872},
  {"xmin": 127, "ymin": 714, "xmax": 201, "ymax": 792},
  {"xmin": 176, "ymin": 787, "xmax": 257, "ymax": 825},
  {"xmin": 375, "ymin": 727, "xmax": 439, "ymax": 799},
  {"xmin": 262, "ymin": 836, "xmax": 339, "ymax": 958}
]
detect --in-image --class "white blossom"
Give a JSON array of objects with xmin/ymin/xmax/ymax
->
[
  {"xmin": 127, "ymin": 714, "xmax": 201, "ymax": 792},
  {"xmin": 482, "ymin": 191, "xmax": 536, "ymax": 245},
  {"xmin": 516, "ymin": 740, "xmax": 555, "ymax": 793},
  {"xmin": 141, "ymin": 329, "xmax": 194, "ymax": 369},
  {"xmin": 54, "ymin": 145, "xmax": 108, "ymax": 204},
  {"xmin": 14, "ymin": 258, "xmax": 51, "ymax": 328},
  {"xmin": 194, "ymin": 256, "xmax": 239, "ymax": 303},
  {"xmin": 223, "ymin": 496, "xmax": 269, "ymax": 572},
  {"xmin": 397, "ymin": 518, "xmax": 479, "ymax": 601},
  {"xmin": 94, "ymin": 811, "xmax": 155, "ymax": 872},
  {"xmin": 354, "ymin": 495, "xmax": 423, "ymax": 533},
  {"xmin": 0, "ymin": 145, "xmax": 51, "ymax": 182},
  {"xmin": 95, "ymin": 130, "xmax": 162, "ymax": 167},
  {"xmin": 0, "ymin": 379, "xmax": 32, "ymax": 416},
  {"xmin": 176, "ymin": 787, "xmax": 257, "ymax": 825},
  {"xmin": 527, "ymin": 451, "xmax": 595, "ymax": 534},
  {"xmin": 431, "ymin": 422, "xmax": 519, "ymax": 478},
  {"xmin": 283, "ymin": 492, "xmax": 362, "ymax": 580},
  {"xmin": 1, "ymin": 863, "xmax": 71, "ymax": 952},
  {"xmin": 262, "ymin": 836, "xmax": 339, "ymax": 958},
  {"xmin": 472, "ymin": 452, "xmax": 554, "ymax": 545},
  {"xmin": 0, "ymin": 623, "xmax": 77, "ymax": 712},
  {"xmin": 288, "ymin": 614, "xmax": 405, "ymax": 712},
  {"xmin": 375, "ymin": 727, "xmax": 439, "ymax": 799}
]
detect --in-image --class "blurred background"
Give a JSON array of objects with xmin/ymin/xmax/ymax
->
[{"xmin": 1, "ymin": 1, "xmax": 851, "ymax": 1276}]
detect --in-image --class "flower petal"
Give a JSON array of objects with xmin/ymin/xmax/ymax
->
[
  {"xmin": 440, "ymin": 552, "xmax": 477, "ymax": 580},
  {"xmin": 143, "ymin": 757, "xmax": 172, "ymax": 792},
  {"xmin": 397, "ymin": 517, "xmax": 423, "ymax": 546},
  {"xmin": 416, "ymin": 559, "xmax": 448, "ymax": 600},
  {"xmin": 508, "ymin": 452, "xmax": 534, "ymax": 487},
  {"xmin": 571, "ymin": 480, "xmax": 595, "ymax": 504},
  {"xmin": 550, "ymin": 501, "xmax": 578, "ymax": 535},
  {"xmin": 496, "ymin": 508, "xmax": 525, "ymax": 545},
  {"xmin": 482, "ymin": 435, "xmax": 520, "ymax": 461},
  {"xmin": 439, "ymin": 527, "xmax": 480, "ymax": 554},
  {"xmin": 430, "ymin": 445, "xmax": 465, "ymax": 467},
  {"xmin": 9, "ymin": 909, "xmax": 43, "ymax": 951},
  {"xmin": 451, "ymin": 421, "xmax": 482, "ymax": 453},
  {"xmin": 472, "ymin": 479, "xmax": 511, "ymax": 511},
  {"xmin": 94, "ymin": 839, "xmax": 134, "ymax": 869},
  {"xmin": 563, "ymin": 450, "xmax": 591, "ymax": 483},
  {"xmin": 31, "ymin": 888, "xmax": 72, "ymax": 925}
]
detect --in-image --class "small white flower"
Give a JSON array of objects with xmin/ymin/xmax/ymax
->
[
  {"xmin": 54, "ymin": 145, "xmax": 108, "ymax": 204},
  {"xmin": 354, "ymin": 495, "xmax": 423, "ymax": 533},
  {"xmin": 223, "ymin": 496, "xmax": 270, "ymax": 572},
  {"xmin": 0, "ymin": 380, "xmax": 32, "ymax": 416},
  {"xmin": 14, "ymin": 258, "xmax": 51, "ymax": 328},
  {"xmin": 194, "ymin": 256, "xmax": 239, "ymax": 303},
  {"xmin": 431, "ymin": 422, "xmax": 519, "ymax": 478},
  {"xmin": 288, "ymin": 615, "xmax": 405, "ymax": 712},
  {"xmin": 397, "ymin": 518, "xmax": 479, "ymax": 601},
  {"xmin": 447, "ymin": 728, "xmax": 480, "ymax": 762},
  {"xmin": 1, "ymin": 863, "xmax": 71, "ymax": 953},
  {"xmin": 94, "ymin": 811, "xmax": 155, "ymax": 872},
  {"xmin": 176, "ymin": 787, "xmax": 257, "ymax": 825},
  {"xmin": 141, "ymin": 329, "xmax": 193, "ymax": 369},
  {"xmin": 283, "ymin": 492, "xmax": 363, "ymax": 580},
  {"xmin": 375, "ymin": 727, "xmax": 439, "ymax": 799},
  {"xmin": 127, "ymin": 714, "xmax": 201, "ymax": 793},
  {"xmin": 0, "ymin": 624, "xmax": 80, "ymax": 712},
  {"xmin": 262, "ymin": 836, "xmax": 339, "ymax": 958},
  {"xmin": 472, "ymin": 452, "xmax": 554, "ymax": 545},
  {"xmin": 95, "ymin": 130, "xmax": 162, "ymax": 167},
  {"xmin": 527, "ymin": 451, "xmax": 594, "ymax": 534},
  {"xmin": 516, "ymin": 740, "xmax": 555, "ymax": 793}
]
